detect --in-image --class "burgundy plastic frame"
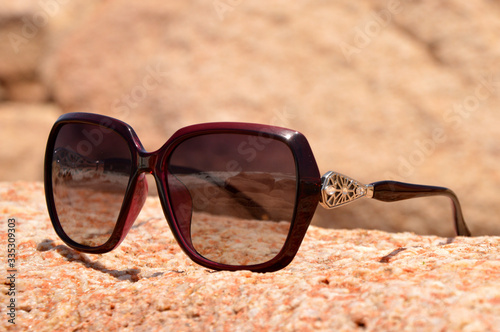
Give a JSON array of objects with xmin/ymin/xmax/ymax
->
[{"xmin": 45, "ymin": 112, "xmax": 322, "ymax": 272}]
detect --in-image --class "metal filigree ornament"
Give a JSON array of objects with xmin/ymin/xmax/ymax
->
[{"xmin": 319, "ymin": 171, "xmax": 374, "ymax": 209}]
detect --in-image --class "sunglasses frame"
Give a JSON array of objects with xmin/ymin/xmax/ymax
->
[{"xmin": 45, "ymin": 112, "xmax": 322, "ymax": 272}]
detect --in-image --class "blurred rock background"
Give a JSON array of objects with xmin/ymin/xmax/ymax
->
[{"xmin": 1, "ymin": 0, "xmax": 499, "ymax": 236}]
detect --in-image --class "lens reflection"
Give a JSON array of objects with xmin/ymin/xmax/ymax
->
[
  {"xmin": 168, "ymin": 133, "xmax": 297, "ymax": 266},
  {"xmin": 51, "ymin": 123, "xmax": 132, "ymax": 247}
]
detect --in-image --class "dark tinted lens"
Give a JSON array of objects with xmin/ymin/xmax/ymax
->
[
  {"xmin": 51, "ymin": 123, "xmax": 132, "ymax": 247},
  {"xmin": 167, "ymin": 133, "xmax": 296, "ymax": 266}
]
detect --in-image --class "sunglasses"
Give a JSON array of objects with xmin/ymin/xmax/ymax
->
[{"xmin": 44, "ymin": 113, "xmax": 471, "ymax": 272}]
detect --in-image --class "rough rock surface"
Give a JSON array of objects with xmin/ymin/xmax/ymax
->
[{"xmin": 1, "ymin": 182, "xmax": 499, "ymax": 331}]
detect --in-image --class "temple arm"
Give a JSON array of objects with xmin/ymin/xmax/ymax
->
[{"xmin": 319, "ymin": 171, "xmax": 471, "ymax": 236}]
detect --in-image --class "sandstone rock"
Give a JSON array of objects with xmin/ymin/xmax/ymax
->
[
  {"xmin": 0, "ymin": 83, "xmax": 6, "ymax": 101},
  {"xmin": 4, "ymin": 79, "xmax": 49, "ymax": 102},
  {"xmin": 0, "ymin": 103, "xmax": 61, "ymax": 181},
  {"xmin": 0, "ymin": 0, "xmax": 100, "ymax": 102},
  {"xmin": 0, "ymin": 1, "xmax": 46, "ymax": 81}
]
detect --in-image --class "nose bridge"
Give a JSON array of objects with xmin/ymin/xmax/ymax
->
[{"xmin": 137, "ymin": 152, "xmax": 158, "ymax": 173}]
